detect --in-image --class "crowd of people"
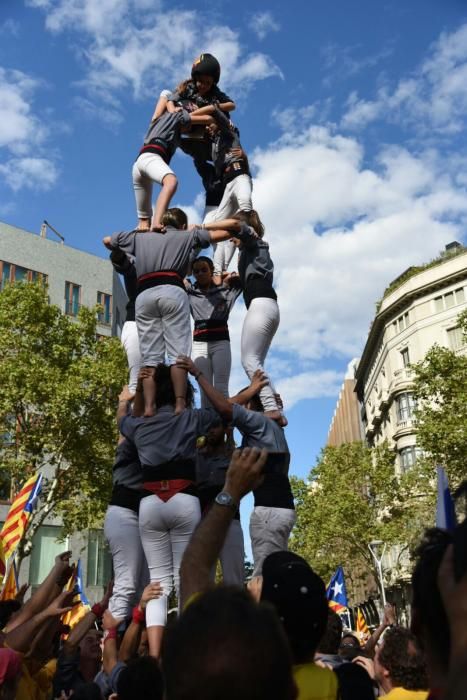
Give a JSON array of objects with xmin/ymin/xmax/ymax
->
[{"xmin": 1, "ymin": 52, "xmax": 466, "ymax": 699}]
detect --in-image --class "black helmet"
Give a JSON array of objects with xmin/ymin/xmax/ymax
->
[{"xmin": 191, "ymin": 53, "xmax": 221, "ymax": 84}]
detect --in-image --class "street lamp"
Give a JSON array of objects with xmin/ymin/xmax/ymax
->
[{"xmin": 368, "ymin": 540, "xmax": 387, "ymax": 607}]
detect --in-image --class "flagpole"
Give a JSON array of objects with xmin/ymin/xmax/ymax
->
[{"xmin": 368, "ymin": 540, "xmax": 387, "ymax": 608}]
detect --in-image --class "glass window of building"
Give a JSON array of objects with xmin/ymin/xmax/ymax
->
[
  {"xmin": 396, "ymin": 392, "xmax": 416, "ymax": 422},
  {"xmin": 87, "ymin": 530, "xmax": 112, "ymax": 587},
  {"xmin": 434, "ymin": 296, "xmax": 444, "ymax": 312},
  {"xmin": 30, "ymin": 526, "xmax": 69, "ymax": 585},
  {"xmin": 97, "ymin": 292, "xmax": 112, "ymax": 325},
  {"xmin": 444, "ymin": 292, "xmax": 454, "ymax": 309},
  {"xmin": 401, "ymin": 347, "xmax": 410, "ymax": 367},
  {"xmin": 399, "ymin": 446, "xmax": 422, "ymax": 473},
  {"xmin": 447, "ymin": 326, "xmax": 464, "ymax": 351},
  {"xmin": 65, "ymin": 282, "xmax": 81, "ymax": 316},
  {"xmin": 455, "ymin": 287, "xmax": 465, "ymax": 303}
]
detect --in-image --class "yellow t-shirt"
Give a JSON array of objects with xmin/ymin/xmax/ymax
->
[
  {"xmin": 293, "ymin": 662, "xmax": 338, "ymax": 700},
  {"xmin": 384, "ymin": 689, "xmax": 428, "ymax": 700}
]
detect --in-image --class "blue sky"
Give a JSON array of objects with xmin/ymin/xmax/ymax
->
[{"xmin": 2, "ymin": 0, "xmax": 467, "ymax": 507}]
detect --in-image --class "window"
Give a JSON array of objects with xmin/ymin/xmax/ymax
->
[
  {"xmin": 0, "ymin": 260, "xmax": 47, "ymax": 289},
  {"xmin": 399, "ymin": 446, "xmax": 422, "ymax": 473},
  {"xmin": 65, "ymin": 281, "xmax": 81, "ymax": 316},
  {"xmin": 87, "ymin": 530, "xmax": 112, "ymax": 587},
  {"xmin": 401, "ymin": 348, "xmax": 410, "ymax": 367},
  {"xmin": 434, "ymin": 287, "xmax": 466, "ymax": 312},
  {"xmin": 447, "ymin": 326, "xmax": 464, "ymax": 351},
  {"xmin": 30, "ymin": 526, "xmax": 68, "ymax": 585},
  {"xmin": 97, "ymin": 292, "xmax": 112, "ymax": 325},
  {"xmin": 396, "ymin": 392, "xmax": 417, "ymax": 422},
  {"xmin": 394, "ymin": 312, "xmax": 409, "ymax": 333}
]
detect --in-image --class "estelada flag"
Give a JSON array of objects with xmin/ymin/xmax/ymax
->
[
  {"xmin": 0, "ymin": 473, "xmax": 43, "ymax": 559},
  {"xmin": 62, "ymin": 559, "xmax": 91, "ymax": 632},
  {"xmin": 0, "ymin": 559, "xmax": 18, "ymax": 601},
  {"xmin": 326, "ymin": 566, "xmax": 349, "ymax": 613},
  {"xmin": 356, "ymin": 607, "xmax": 370, "ymax": 645}
]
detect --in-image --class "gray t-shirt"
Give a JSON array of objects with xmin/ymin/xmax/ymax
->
[
  {"xmin": 110, "ymin": 227, "xmax": 211, "ymax": 279},
  {"xmin": 231, "ymin": 404, "xmax": 294, "ymax": 509},
  {"xmin": 237, "ymin": 224, "xmax": 274, "ymax": 288},
  {"xmin": 119, "ymin": 405, "xmax": 222, "ymax": 467},
  {"xmin": 187, "ymin": 282, "xmax": 242, "ymax": 322},
  {"xmin": 142, "ymin": 109, "xmax": 191, "ymax": 161},
  {"xmin": 112, "ymin": 438, "xmax": 143, "ymax": 491}
]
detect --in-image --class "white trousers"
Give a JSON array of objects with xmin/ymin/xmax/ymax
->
[
  {"xmin": 219, "ymin": 519, "xmax": 245, "ymax": 586},
  {"xmin": 192, "ymin": 339, "xmax": 231, "ymax": 408},
  {"xmin": 249, "ymin": 506, "xmax": 296, "ymax": 577},
  {"xmin": 241, "ymin": 297, "xmax": 280, "ymax": 412},
  {"xmin": 138, "ymin": 493, "xmax": 201, "ymax": 627},
  {"xmin": 132, "ymin": 152, "xmax": 175, "ymax": 220},
  {"xmin": 204, "ymin": 174, "xmax": 252, "ymax": 275},
  {"xmin": 120, "ymin": 321, "xmax": 143, "ymax": 393},
  {"xmin": 104, "ymin": 505, "xmax": 149, "ymax": 620},
  {"xmin": 136, "ymin": 286, "xmax": 191, "ymax": 366}
]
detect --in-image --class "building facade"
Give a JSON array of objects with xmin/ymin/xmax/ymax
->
[
  {"xmin": 327, "ymin": 359, "xmax": 364, "ymax": 447},
  {"xmin": 355, "ymin": 245, "xmax": 467, "ymax": 473},
  {"xmin": 0, "ymin": 220, "xmax": 128, "ymax": 599}
]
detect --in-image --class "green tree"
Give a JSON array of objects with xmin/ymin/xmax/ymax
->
[
  {"xmin": 0, "ymin": 282, "xmax": 127, "ymax": 562},
  {"xmin": 412, "ymin": 309, "xmax": 467, "ymax": 487},
  {"xmin": 290, "ymin": 442, "xmax": 434, "ymax": 601}
]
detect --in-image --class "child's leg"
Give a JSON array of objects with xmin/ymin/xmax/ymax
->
[
  {"xmin": 240, "ymin": 298, "xmax": 280, "ymax": 412},
  {"xmin": 152, "ymin": 173, "xmax": 178, "ymax": 231},
  {"xmin": 170, "ymin": 365, "xmax": 188, "ymax": 415},
  {"xmin": 211, "ymin": 340, "xmax": 231, "ymax": 398},
  {"xmin": 135, "ymin": 288, "xmax": 165, "ymax": 416},
  {"xmin": 192, "ymin": 341, "xmax": 213, "ymax": 409},
  {"xmin": 132, "ymin": 158, "xmax": 153, "ymax": 231},
  {"xmin": 159, "ymin": 286, "xmax": 191, "ymax": 414},
  {"xmin": 232, "ymin": 174, "xmax": 253, "ymax": 213}
]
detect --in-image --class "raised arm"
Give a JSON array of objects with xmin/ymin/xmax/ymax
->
[
  {"xmin": 5, "ymin": 551, "xmax": 73, "ymax": 632},
  {"xmin": 229, "ymin": 370, "xmax": 268, "ymax": 406},
  {"xmin": 179, "ymin": 447, "xmax": 266, "ymax": 607},
  {"xmin": 176, "ymin": 356, "xmax": 233, "ymax": 421},
  {"xmin": 118, "ymin": 582, "xmax": 163, "ymax": 664},
  {"xmin": 117, "ymin": 385, "xmax": 135, "ymax": 423},
  {"xmin": 5, "ymin": 590, "xmax": 74, "ymax": 653}
]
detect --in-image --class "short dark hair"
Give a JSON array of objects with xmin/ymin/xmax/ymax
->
[
  {"xmin": 317, "ymin": 609, "xmax": 343, "ymax": 654},
  {"xmin": 162, "ymin": 208, "xmax": 188, "ymax": 230},
  {"xmin": 162, "ymin": 587, "xmax": 294, "ymax": 700},
  {"xmin": 117, "ymin": 656, "xmax": 164, "ymax": 700},
  {"xmin": 411, "ymin": 527, "xmax": 452, "ymax": 668},
  {"xmin": 155, "ymin": 364, "xmax": 195, "ymax": 409},
  {"xmin": 193, "ymin": 256, "xmax": 214, "ymax": 273},
  {"xmin": 378, "ymin": 626, "xmax": 428, "ymax": 691}
]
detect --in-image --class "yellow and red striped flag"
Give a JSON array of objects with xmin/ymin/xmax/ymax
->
[
  {"xmin": 0, "ymin": 538, "xmax": 5, "ymax": 586},
  {"xmin": 0, "ymin": 473, "xmax": 43, "ymax": 560},
  {"xmin": 62, "ymin": 560, "xmax": 91, "ymax": 632},
  {"xmin": 0, "ymin": 559, "xmax": 18, "ymax": 601},
  {"xmin": 355, "ymin": 607, "xmax": 370, "ymax": 645}
]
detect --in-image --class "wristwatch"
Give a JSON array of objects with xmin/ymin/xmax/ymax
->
[{"xmin": 215, "ymin": 491, "xmax": 237, "ymax": 508}]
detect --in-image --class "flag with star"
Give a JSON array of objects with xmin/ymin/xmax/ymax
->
[
  {"xmin": 326, "ymin": 566, "xmax": 348, "ymax": 613},
  {"xmin": 0, "ymin": 473, "xmax": 43, "ymax": 560},
  {"xmin": 61, "ymin": 559, "xmax": 91, "ymax": 632}
]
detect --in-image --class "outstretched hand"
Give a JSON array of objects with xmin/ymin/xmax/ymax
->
[
  {"xmin": 176, "ymin": 355, "xmax": 198, "ymax": 376},
  {"xmin": 139, "ymin": 582, "xmax": 164, "ymax": 609},
  {"xmin": 119, "ymin": 385, "xmax": 135, "ymax": 403},
  {"xmin": 224, "ymin": 447, "xmax": 266, "ymax": 503}
]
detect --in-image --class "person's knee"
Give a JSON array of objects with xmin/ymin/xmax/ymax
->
[{"xmin": 162, "ymin": 173, "xmax": 178, "ymax": 193}]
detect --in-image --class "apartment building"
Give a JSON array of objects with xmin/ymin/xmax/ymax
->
[{"xmin": 0, "ymin": 220, "xmax": 128, "ymax": 598}]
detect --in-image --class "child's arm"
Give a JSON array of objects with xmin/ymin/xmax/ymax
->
[{"xmin": 150, "ymin": 89, "xmax": 173, "ymax": 122}]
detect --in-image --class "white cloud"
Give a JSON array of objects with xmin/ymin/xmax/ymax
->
[
  {"xmin": 0, "ymin": 157, "xmax": 59, "ymax": 191},
  {"xmin": 0, "ymin": 67, "xmax": 58, "ymax": 191},
  {"xmin": 186, "ymin": 119, "xmax": 466, "ymax": 408},
  {"xmin": 27, "ymin": 0, "xmax": 283, "ymax": 121},
  {"xmin": 0, "ymin": 19, "xmax": 20, "ymax": 36},
  {"xmin": 341, "ymin": 23, "xmax": 467, "ymax": 134},
  {"xmin": 249, "ymin": 11, "xmax": 280, "ymax": 41}
]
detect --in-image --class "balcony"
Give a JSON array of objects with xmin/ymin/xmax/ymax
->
[{"xmin": 393, "ymin": 418, "xmax": 416, "ymax": 439}]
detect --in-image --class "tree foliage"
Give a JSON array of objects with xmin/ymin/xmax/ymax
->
[
  {"xmin": 412, "ymin": 309, "xmax": 467, "ymax": 487},
  {"xmin": 290, "ymin": 441, "xmax": 434, "ymax": 602},
  {"xmin": 0, "ymin": 282, "xmax": 127, "ymax": 558}
]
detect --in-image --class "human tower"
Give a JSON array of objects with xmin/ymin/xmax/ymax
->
[{"xmin": 102, "ymin": 53, "xmax": 295, "ymax": 658}]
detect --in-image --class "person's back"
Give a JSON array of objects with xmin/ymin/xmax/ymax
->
[{"xmin": 293, "ymin": 662, "xmax": 338, "ymax": 700}]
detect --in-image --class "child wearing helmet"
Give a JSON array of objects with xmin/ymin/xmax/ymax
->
[{"xmin": 167, "ymin": 53, "xmax": 235, "ymax": 116}]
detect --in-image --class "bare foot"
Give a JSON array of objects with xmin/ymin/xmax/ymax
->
[
  {"xmin": 137, "ymin": 220, "xmax": 151, "ymax": 231},
  {"xmin": 174, "ymin": 397, "xmax": 186, "ymax": 415}
]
